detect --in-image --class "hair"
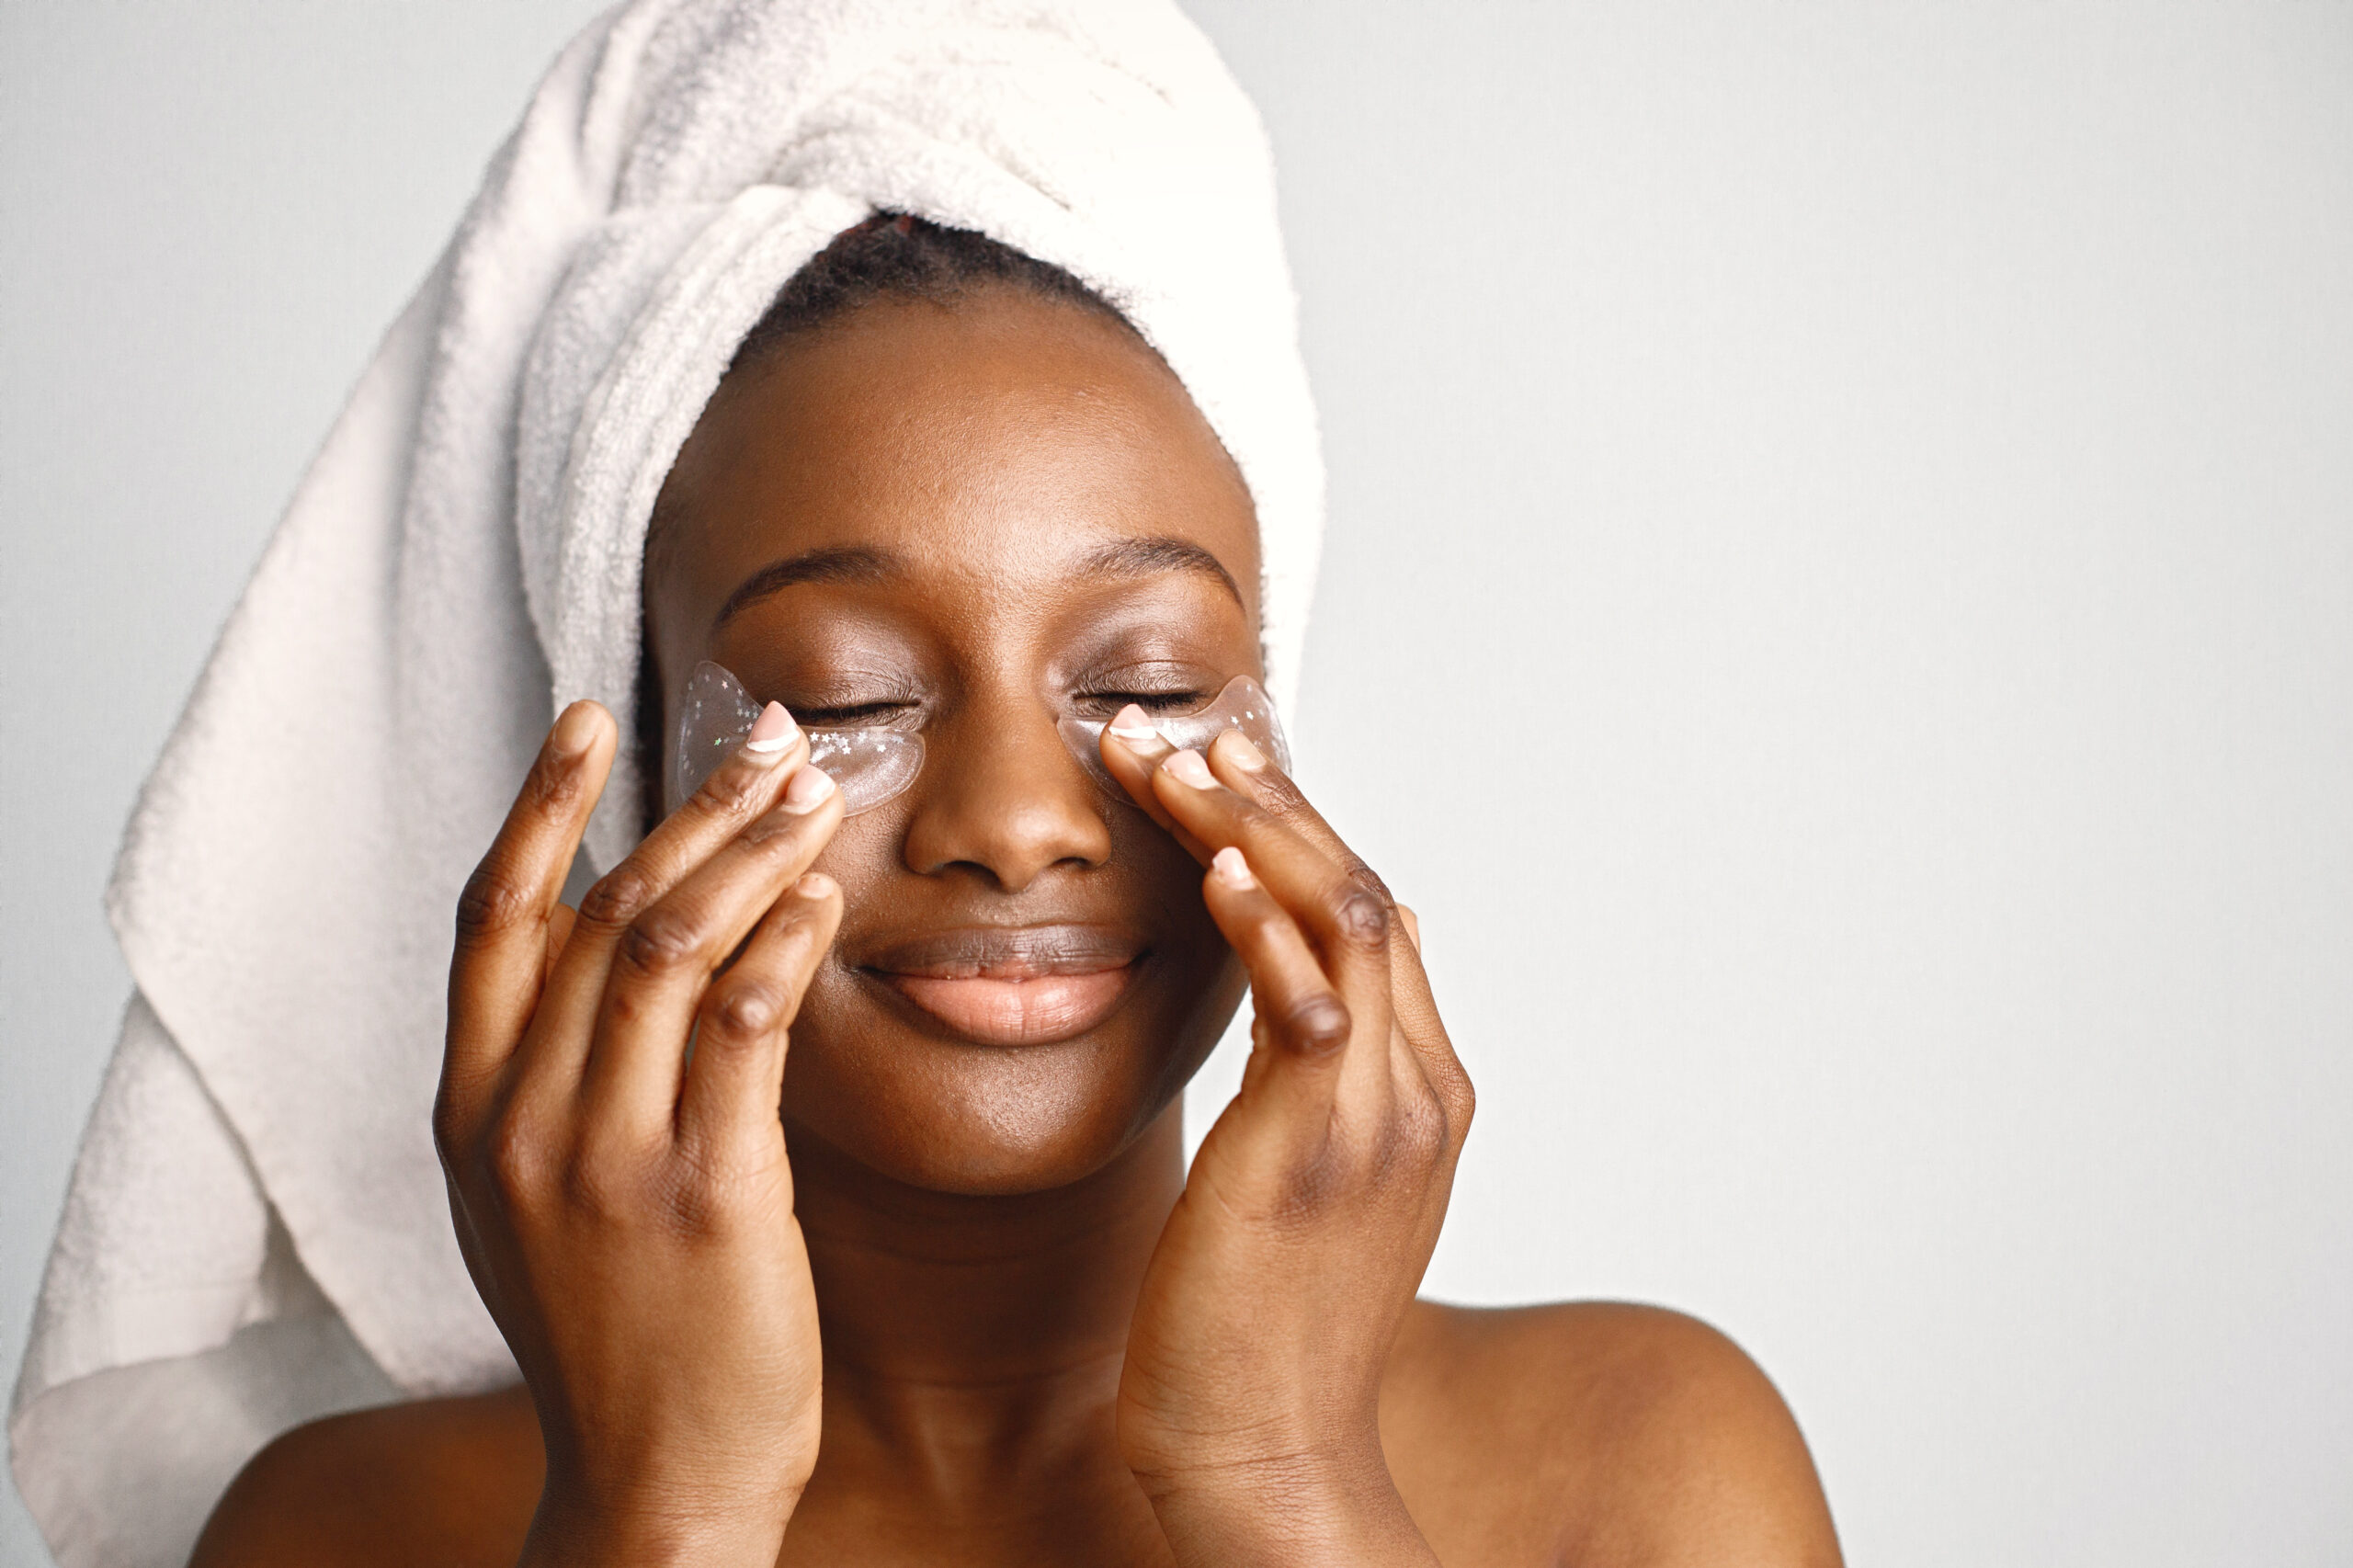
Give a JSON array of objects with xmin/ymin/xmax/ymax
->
[
  {"xmin": 728, "ymin": 210, "xmax": 1134, "ymax": 375},
  {"xmin": 634, "ymin": 212, "xmax": 1142, "ymax": 825}
]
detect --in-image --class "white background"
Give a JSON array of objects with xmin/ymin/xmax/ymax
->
[{"xmin": 4, "ymin": 4, "xmax": 2348, "ymax": 1564}]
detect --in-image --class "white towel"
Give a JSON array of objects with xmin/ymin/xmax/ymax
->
[{"xmin": 7, "ymin": 4, "xmax": 1323, "ymax": 1563}]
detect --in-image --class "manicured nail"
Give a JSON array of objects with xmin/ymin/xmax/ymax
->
[
  {"xmin": 780, "ymin": 764, "xmax": 836, "ymax": 812},
  {"xmin": 550, "ymin": 700, "xmax": 601, "ymax": 758},
  {"xmin": 797, "ymin": 871, "xmax": 837, "ymax": 900},
  {"xmin": 744, "ymin": 701, "xmax": 798, "ymax": 756},
  {"xmin": 1163, "ymin": 749, "xmax": 1215, "ymax": 789},
  {"xmin": 1221, "ymin": 731, "xmax": 1268, "ymax": 771},
  {"xmin": 1211, "ymin": 846, "xmax": 1255, "ymax": 889},
  {"xmin": 1107, "ymin": 702, "xmax": 1160, "ymax": 744}
]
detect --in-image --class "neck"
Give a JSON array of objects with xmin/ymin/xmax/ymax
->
[{"xmin": 785, "ymin": 1108, "xmax": 1185, "ymax": 1500}]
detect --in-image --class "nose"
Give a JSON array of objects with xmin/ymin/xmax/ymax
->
[{"xmin": 899, "ymin": 689, "xmax": 1113, "ymax": 892}]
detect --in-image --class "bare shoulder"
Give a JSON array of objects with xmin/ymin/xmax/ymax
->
[
  {"xmin": 1379, "ymin": 1300, "xmax": 1842, "ymax": 1568},
  {"xmin": 188, "ymin": 1383, "xmax": 542, "ymax": 1568}
]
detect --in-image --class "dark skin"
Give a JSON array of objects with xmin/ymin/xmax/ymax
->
[{"xmin": 191, "ymin": 287, "xmax": 1842, "ymax": 1567}]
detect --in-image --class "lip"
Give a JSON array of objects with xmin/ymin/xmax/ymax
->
[{"xmin": 860, "ymin": 925, "xmax": 1146, "ymax": 1047}]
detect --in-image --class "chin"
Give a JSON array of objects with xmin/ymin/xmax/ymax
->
[{"xmin": 780, "ymin": 954, "xmax": 1245, "ymax": 1197}]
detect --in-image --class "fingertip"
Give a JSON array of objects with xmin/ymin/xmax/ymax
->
[
  {"xmin": 780, "ymin": 762, "xmax": 836, "ymax": 813},
  {"xmin": 1210, "ymin": 726, "xmax": 1270, "ymax": 776},
  {"xmin": 1161, "ymin": 749, "xmax": 1217, "ymax": 790},
  {"xmin": 549, "ymin": 699, "xmax": 610, "ymax": 760},
  {"xmin": 1211, "ymin": 846, "xmax": 1255, "ymax": 891},
  {"xmin": 1097, "ymin": 724, "xmax": 1183, "ymax": 830},
  {"xmin": 796, "ymin": 870, "xmax": 839, "ymax": 902},
  {"xmin": 744, "ymin": 700, "xmax": 798, "ymax": 754}
]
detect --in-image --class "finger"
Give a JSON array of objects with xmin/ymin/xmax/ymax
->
[
  {"xmin": 1212, "ymin": 734, "xmax": 1469, "ymax": 1118},
  {"xmin": 1152, "ymin": 748, "xmax": 1393, "ymax": 1003},
  {"xmin": 579, "ymin": 761, "xmax": 845, "ymax": 1142},
  {"xmin": 1200, "ymin": 846, "xmax": 1353, "ymax": 1146},
  {"xmin": 676, "ymin": 871, "xmax": 841, "ymax": 1161},
  {"xmin": 519, "ymin": 702, "xmax": 812, "ymax": 1091},
  {"xmin": 1203, "ymin": 727, "xmax": 1397, "ymax": 912},
  {"xmin": 443, "ymin": 702, "xmax": 613, "ymax": 1114},
  {"xmin": 1382, "ymin": 903, "xmax": 1475, "ymax": 1156},
  {"xmin": 1098, "ymin": 705, "xmax": 1211, "ymax": 856},
  {"xmin": 1154, "ymin": 751, "xmax": 1400, "ymax": 1125}
]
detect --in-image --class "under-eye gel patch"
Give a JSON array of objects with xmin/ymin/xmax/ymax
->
[
  {"xmin": 670, "ymin": 662, "xmax": 1290, "ymax": 819},
  {"xmin": 1057, "ymin": 676, "xmax": 1291, "ymax": 792},
  {"xmin": 672, "ymin": 661, "xmax": 924, "ymax": 816}
]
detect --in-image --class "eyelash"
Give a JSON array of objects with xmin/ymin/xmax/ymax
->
[
  {"xmin": 794, "ymin": 701, "xmax": 912, "ymax": 727},
  {"xmin": 783, "ymin": 681, "xmax": 1209, "ymax": 724},
  {"xmin": 1079, "ymin": 687, "xmax": 1206, "ymax": 715}
]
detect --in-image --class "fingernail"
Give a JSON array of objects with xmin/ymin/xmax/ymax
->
[
  {"xmin": 1107, "ymin": 702, "xmax": 1160, "ymax": 744},
  {"xmin": 797, "ymin": 871, "xmax": 837, "ymax": 900},
  {"xmin": 1211, "ymin": 846, "xmax": 1254, "ymax": 889},
  {"xmin": 1164, "ymin": 749, "xmax": 1215, "ymax": 789},
  {"xmin": 744, "ymin": 701, "xmax": 798, "ymax": 756},
  {"xmin": 550, "ymin": 700, "xmax": 601, "ymax": 758},
  {"xmin": 780, "ymin": 764, "xmax": 836, "ymax": 812},
  {"xmin": 1221, "ymin": 731, "xmax": 1268, "ymax": 771}
]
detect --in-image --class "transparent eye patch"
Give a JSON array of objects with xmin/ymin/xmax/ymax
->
[
  {"xmin": 671, "ymin": 662, "xmax": 925, "ymax": 817},
  {"xmin": 1054, "ymin": 676, "xmax": 1290, "ymax": 790},
  {"xmin": 672, "ymin": 660, "xmax": 1289, "ymax": 817}
]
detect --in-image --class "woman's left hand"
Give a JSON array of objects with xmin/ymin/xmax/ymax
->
[{"xmin": 1100, "ymin": 712, "xmax": 1474, "ymax": 1568}]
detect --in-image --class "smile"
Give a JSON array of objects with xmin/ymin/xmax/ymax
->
[{"xmin": 860, "ymin": 925, "xmax": 1145, "ymax": 1047}]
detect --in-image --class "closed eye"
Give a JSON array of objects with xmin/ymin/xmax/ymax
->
[
  {"xmin": 1078, "ymin": 688, "xmax": 1209, "ymax": 716},
  {"xmin": 795, "ymin": 700, "xmax": 921, "ymax": 729}
]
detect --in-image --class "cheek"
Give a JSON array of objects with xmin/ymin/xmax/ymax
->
[{"xmin": 800, "ymin": 801, "xmax": 906, "ymax": 896}]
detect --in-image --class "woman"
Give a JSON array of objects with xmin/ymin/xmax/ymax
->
[{"xmin": 18, "ymin": 5, "xmax": 1837, "ymax": 1565}]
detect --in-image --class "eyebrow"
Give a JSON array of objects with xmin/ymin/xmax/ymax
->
[
  {"xmin": 708, "ymin": 534, "xmax": 1245, "ymax": 633},
  {"xmin": 1082, "ymin": 536, "xmax": 1245, "ymax": 608},
  {"xmin": 711, "ymin": 545, "xmax": 901, "ymax": 632}
]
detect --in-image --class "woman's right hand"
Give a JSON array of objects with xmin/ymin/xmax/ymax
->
[{"xmin": 434, "ymin": 699, "xmax": 846, "ymax": 1568}]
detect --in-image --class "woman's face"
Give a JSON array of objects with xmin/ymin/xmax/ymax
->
[{"xmin": 643, "ymin": 286, "xmax": 1260, "ymax": 1196}]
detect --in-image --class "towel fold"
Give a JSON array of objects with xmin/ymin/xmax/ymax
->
[{"xmin": 9, "ymin": 4, "xmax": 1322, "ymax": 1562}]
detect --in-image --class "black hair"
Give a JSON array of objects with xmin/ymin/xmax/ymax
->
[{"xmin": 726, "ymin": 210, "xmax": 1134, "ymax": 374}]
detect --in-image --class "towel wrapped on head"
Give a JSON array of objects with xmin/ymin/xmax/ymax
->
[{"xmin": 7, "ymin": 4, "xmax": 1322, "ymax": 1563}]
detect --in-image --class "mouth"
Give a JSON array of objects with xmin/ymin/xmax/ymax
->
[{"xmin": 859, "ymin": 925, "xmax": 1146, "ymax": 1047}]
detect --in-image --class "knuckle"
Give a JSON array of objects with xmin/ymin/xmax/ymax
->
[
  {"xmin": 707, "ymin": 978, "xmax": 788, "ymax": 1042},
  {"xmin": 1329, "ymin": 882, "xmax": 1391, "ymax": 951},
  {"xmin": 1441, "ymin": 1062, "xmax": 1477, "ymax": 1133},
  {"xmin": 577, "ymin": 864, "xmax": 656, "ymax": 928},
  {"xmin": 1396, "ymin": 1090, "xmax": 1449, "ymax": 1167},
  {"xmin": 453, "ymin": 861, "xmax": 534, "ymax": 945},
  {"xmin": 688, "ymin": 755, "xmax": 779, "ymax": 819},
  {"xmin": 659, "ymin": 1165, "xmax": 731, "ymax": 1239},
  {"xmin": 1250, "ymin": 767, "xmax": 1310, "ymax": 816},
  {"xmin": 483, "ymin": 1109, "xmax": 554, "ymax": 1200},
  {"xmin": 1276, "ymin": 992, "xmax": 1351, "ymax": 1055},
  {"xmin": 429, "ymin": 1083, "xmax": 471, "ymax": 1165},
  {"xmin": 616, "ymin": 904, "xmax": 704, "ymax": 981},
  {"xmin": 520, "ymin": 747, "xmax": 588, "ymax": 815},
  {"xmin": 1276, "ymin": 1134, "xmax": 1349, "ymax": 1221},
  {"xmin": 561, "ymin": 1146, "xmax": 642, "ymax": 1221},
  {"xmin": 652, "ymin": 1150, "xmax": 762, "ymax": 1241},
  {"xmin": 1358, "ymin": 1096, "xmax": 1443, "ymax": 1187}
]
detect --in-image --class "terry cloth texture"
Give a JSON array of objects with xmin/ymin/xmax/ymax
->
[{"xmin": 8, "ymin": 3, "xmax": 1323, "ymax": 1563}]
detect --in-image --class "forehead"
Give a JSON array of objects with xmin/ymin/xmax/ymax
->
[{"xmin": 651, "ymin": 288, "xmax": 1261, "ymax": 627}]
